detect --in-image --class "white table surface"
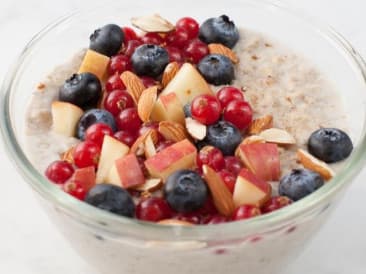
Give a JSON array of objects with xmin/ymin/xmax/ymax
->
[{"xmin": 0, "ymin": 0, "xmax": 365, "ymax": 273}]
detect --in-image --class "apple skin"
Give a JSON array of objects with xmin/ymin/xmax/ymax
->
[
  {"xmin": 237, "ymin": 143, "xmax": 280, "ymax": 181},
  {"xmin": 150, "ymin": 93, "xmax": 185, "ymax": 125},
  {"xmin": 233, "ymin": 168, "xmax": 272, "ymax": 208},
  {"xmin": 71, "ymin": 166, "xmax": 96, "ymax": 192},
  {"xmin": 144, "ymin": 139, "xmax": 197, "ymax": 181},
  {"xmin": 115, "ymin": 154, "xmax": 145, "ymax": 189}
]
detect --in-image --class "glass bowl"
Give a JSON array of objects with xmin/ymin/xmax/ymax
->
[{"xmin": 1, "ymin": 0, "xmax": 366, "ymax": 273}]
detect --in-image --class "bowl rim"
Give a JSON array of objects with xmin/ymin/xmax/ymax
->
[{"xmin": 1, "ymin": 0, "xmax": 366, "ymax": 241}]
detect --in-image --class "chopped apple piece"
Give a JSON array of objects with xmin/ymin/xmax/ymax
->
[
  {"xmin": 71, "ymin": 166, "xmax": 96, "ymax": 191},
  {"xmin": 160, "ymin": 63, "xmax": 213, "ymax": 106},
  {"xmin": 144, "ymin": 139, "xmax": 197, "ymax": 181},
  {"xmin": 237, "ymin": 143, "xmax": 280, "ymax": 181},
  {"xmin": 96, "ymin": 136, "xmax": 129, "ymax": 183},
  {"xmin": 51, "ymin": 101, "xmax": 84, "ymax": 137},
  {"xmin": 78, "ymin": 49, "xmax": 110, "ymax": 80},
  {"xmin": 233, "ymin": 169, "xmax": 271, "ymax": 207},
  {"xmin": 151, "ymin": 93, "xmax": 186, "ymax": 125},
  {"xmin": 115, "ymin": 154, "xmax": 145, "ymax": 188},
  {"xmin": 106, "ymin": 163, "xmax": 120, "ymax": 187}
]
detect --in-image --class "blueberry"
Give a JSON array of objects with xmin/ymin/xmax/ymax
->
[
  {"xmin": 85, "ymin": 183, "xmax": 135, "ymax": 217},
  {"xmin": 59, "ymin": 73, "xmax": 102, "ymax": 110},
  {"xmin": 308, "ymin": 128, "xmax": 353, "ymax": 163},
  {"xmin": 164, "ymin": 170, "xmax": 208, "ymax": 213},
  {"xmin": 183, "ymin": 103, "xmax": 192, "ymax": 118},
  {"xmin": 197, "ymin": 54, "xmax": 235, "ymax": 86},
  {"xmin": 199, "ymin": 15, "xmax": 239, "ymax": 49},
  {"xmin": 204, "ymin": 121, "xmax": 241, "ymax": 155},
  {"xmin": 279, "ymin": 169, "xmax": 324, "ymax": 201},
  {"xmin": 77, "ymin": 109, "xmax": 116, "ymax": 140},
  {"xmin": 131, "ymin": 44, "xmax": 169, "ymax": 77},
  {"xmin": 89, "ymin": 24, "xmax": 124, "ymax": 57}
]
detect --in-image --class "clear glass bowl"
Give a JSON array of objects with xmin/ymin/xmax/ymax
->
[{"xmin": 1, "ymin": 1, "xmax": 366, "ymax": 273}]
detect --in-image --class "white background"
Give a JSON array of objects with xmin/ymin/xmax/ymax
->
[{"xmin": 0, "ymin": 0, "xmax": 366, "ymax": 273}]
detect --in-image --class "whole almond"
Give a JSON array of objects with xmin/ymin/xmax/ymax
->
[
  {"xmin": 138, "ymin": 86, "xmax": 158, "ymax": 122},
  {"xmin": 158, "ymin": 121, "xmax": 188, "ymax": 142},
  {"xmin": 162, "ymin": 62, "xmax": 180, "ymax": 88},
  {"xmin": 60, "ymin": 146, "xmax": 75, "ymax": 164},
  {"xmin": 202, "ymin": 165, "xmax": 236, "ymax": 217},
  {"xmin": 248, "ymin": 115, "xmax": 273, "ymax": 135},
  {"xmin": 297, "ymin": 149, "xmax": 335, "ymax": 180},
  {"xmin": 121, "ymin": 71, "xmax": 146, "ymax": 104},
  {"xmin": 208, "ymin": 43, "xmax": 239, "ymax": 64}
]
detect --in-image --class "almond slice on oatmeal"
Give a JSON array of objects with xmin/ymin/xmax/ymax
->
[
  {"xmin": 60, "ymin": 146, "xmax": 75, "ymax": 164},
  {"xmin": 185, "ymin": 118, "xmax": 207, "ymax": 140},
  {"xmin": 131, "ymin": 14, "xmax": 175, "ymax": 33},
  {"xmin": 259, "ymin": 128, "xmax": 296, "ymax": 145},
  {"xmin": 248, "ymin": 115, "xmax": 273, "ymax": 135},
  {"xmin": 297, "ymin": 149, "xmax": 335, "ymax": 181}
]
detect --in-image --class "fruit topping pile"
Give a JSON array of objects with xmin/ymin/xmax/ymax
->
[{"xmin": 45, "ymin": 14, "xmax": 353, "ymax": 225}]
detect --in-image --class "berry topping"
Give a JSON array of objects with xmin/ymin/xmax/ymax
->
[
  {"xmin": 197, "ymin": 146, "xmax": 225, "ymax": 172},
  {"xmin": 224, "ymin": 156, "xmax": 243, "ymax": 176},
  {"xmin": 140, "ymin": 33, "xmax": 164, "ymax": 45},
  {"xmin": 184, "ymin": 39, "xmax": 209, "ymax": 64},
  {"xmin": 122, "ymin": 27, "xmax": 139, "ymax": 44},
  {"xmin": 105, "ymin": 72, "xmax": 126, "ymax": 92},
  {"xmin": 63, "ymin": 181, "xmax": 87, "ymax": 200},
  {"xmin": 166, "ymin": 29, "xmax": 190, "ymax": 48},
  {"xmin": 123, "ymin": 39, "xmax": 143, "ymax": 56},
  {"xmin": 73, "ymin": 140, "xmax": 101, "ymax": 168},
  {"xmin": 261, "ymin": 196, "xmax": 292, "ymax": 214},
  {"xmin": 45, "ymin": 160, "xmax": 74, "ymax": 184},
  {"xmin": 279, "ymin": 169, "xmax": 324, "ymax": 201},
  {"xmin": 59, "ymin": 73, "xmax": 102, "ymax": 110},
  {"xmin": 307, "ymin": 128, "xmax": 353, "ymax": 163},
  {"xmin": 218, "ymin": 169, "xmax": 236, "ymax": 193},
  {"xmin": 108, "ymin": 54, "xmax": 132, "ymax": 75},
  {"xmin": 103, "ymin": 89, "xmax": 134, "ymax": 116},
  {"xmin": 217, "ymin": 86, "xmax": 244, "ymax": 109},
  {"xmin": 89, "ymin": 24, "xmax": 124, "ymax": 57},
  {"xmin": 223, "ymin": 100, "xmax": 253, "ymax": 130},
  {"xmin": 197, "ymin": 54, "xmax": 235, "ymax": 85},
  {"xmin": 116, "ymin": 107, "xmax": 142, "ymax": 133},
  {"xmin": 199, "ymin": 15, "xmax": 239, "ymax": 49},
  {"xmin": 232, "ymin": 205, "xmax": 261, "ymax": 221},
  {"xmin": 113, "ymin": 130, "xmax": 137, "ymax": 147},
  {"xmin": 176, "ymin": 17, "xmax": 199, "ymax": 39},
  {"xmin": 131, "ymin": 44, "xmax": 169, "ymax": 77},
  {"xmin": 165, "ymin": 46, "xmax": 185, "ymax": 63},
  {"xmin": 85, "ymin": 183, "xmax": 135, "ymax": 217},
  {"xmin": 164, "ymin": 170, "xmax": 208, "ymax": 213},
  {"xmin": 191, "ymin": 94, "xmax": 222, "ymax": 125},
  {"xmin": 77, "ymin": 109, "xmax": 117, "ymax": 140},
  {"xmin": 204, "ymin": 121, "xmax": 242, "ymax": 155},
  {"xmin": 85, "ymin": 123, "xmax": 114, "ymax": 148},
  {"xmin": 136, "ymin": 197, "xmax": 173, "ymax": 222}
]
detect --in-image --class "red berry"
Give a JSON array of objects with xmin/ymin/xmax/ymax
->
[
  {"xmin": 217, "ymin": 86, "xmax": 244, "ymax": 109},
  {"xmin": 140, "ymin": 76, "xmax": 159, "ymax": 88},
  {"xmin": 196, "ymin": 197, "xmax": 218, "ymax": 216},
  {"xmin": 166, "ymin": 29, "xmax": 190, "ymax": 48},
  {"xmin": 261, "ymin": 196, "xmax": 292, "ymax": 214},
  {"xmin": 108, "ymin": 54, "xmax": 132, "ymax": 75},
  {"xmin": 124, "ymin": 40, "xmax": 143, "ymax": 56},
  {"xmin": 113, "ymin": 130, "xmax": 137, "ymax": 147},
  {"xmin": 63, "ymin": 181, "xmax": 87, "ymax": 200},
  {"xmin": 191, "ymin": 94, "xmax": 222, "ymax": 125},
  {"xmin": 197, "ymin": 146, "xmax": 225, "ymax": 172},
  {"xmin": 116, "ymin": 107, "xmax": 142, "ymax": 133},
  {"xmin": 85, "ymin": 123, "xmax": 114, "ymax": 148},
  {"xmin": 174, "ymin": 212, "xmax": 201, "ymax": 224},
  {"xmin": 122, "ymin": 27, "xmax": 139, "ymax": 44},
  {"xmin": 105, "ymin": 73, "xmax": 126, "ymax": 92},
  {"xmin": 184, "ymin": 39, "xmax": 209, "ymax": 64},
  {"xmin": 73, "ymin": 141, "xmax": 101, "ymax": 169},
  {"xmin": 176, "ymin": 17, "xmax": 199, "ymax": 39},
  {"xmin": 104, "ymin": 89, "xmax": 134, "ymax": 116},
  {"xmin": 165, "ymin": 46, "xmax": 185, "ymax": 63},
  {"xmin": 204, "ymin": 214, "xmax": 229, "ymax": 224},
  {"xmin": 223, "ymin": 100, "xmax": 253, "ymax": 130},
  {"xmin": 156, "ymin": 140, "xmax": 175, "ymax": 152},
  {"xmin": 232, "ymin": 205, "xmax": 261, "ymax": 221},
  {"xmin": 218, "ymin": 170, "xmax": 236, "ymax": 193},
  {"xmin": 224, "ymin": 156, "xmax": 243, "ymax": 176},
  {"xmin": 141, "ymin": 33, "xmax": 164, "ymax": 45},
  {"xmin": 45, "ymin": 160, "xmax": 74, "ymax": 184},
  {"xmin": 136, "ymin": 197, "xmax": 173, "ymax": 222}
]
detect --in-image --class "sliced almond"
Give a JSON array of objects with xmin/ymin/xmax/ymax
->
[
  {"xmin": 130, "ymin": 129, "xmax": 158, "ymax": 156},
  {"xmin": 158, "ymin": 121, "xmax": 188, "ymax": 142},
  {"xmin": 202, "ymin": 165, "xmax": 236, "ymax": 217},
  {"xmin": 158, "ymin": 219, "xmax": 193, "ymax": 226},
  {"xmin": 138, "ymin": 86, "xmax": 158, "ymax": 122},
  {"xmin": 121, "ymin": 71, "xmax": 146, "ymax": 104},
  {"xmin": 259, "ymin": 128, "xmax": 296, "ymax": 145},
  {"xmin": 208, "ymin": 43, "xmax": 239, "ymax": 64},
  {"xmin": 133, "ymin": 178, "xmax": 163, "ymax": 192},
  {"xmin": 162, "ymin": 62, "xmax": 180, "ymax": 88},
  {"xmin": 248, "ymin": 115, "xmax": 273, "ymax": 135},
  {"xmin": 297, "ymin": 149, "xmax": 335, "ymax": 181},
  {"xmin": 185, "ymin": 118, "xmax": 206, "ymax": 140},
  {"xmin": 144, "ymin": 133, "xmax": 157, "ymax": 158},
  {"xmin": 60, "ymin": 146, "xmax": 75, "ymax": 164},
  {"xmin": 131, "ymin": 14, "xmax": 175, "ymax": 33}
]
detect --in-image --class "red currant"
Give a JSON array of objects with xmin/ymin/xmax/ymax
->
[
  {"xmin": 108, "ymin": 54, "xmax": 132, "ymax": 75},
  {"xmin": 197, "ymin": 146, "xmax": 225, "ymax": 172},
  {"xmin": 122, "ymin": 27, "xmax": 139, "ymax": 44},
  {"xmin": 45, "ymin": 160, "xmax": 74, "ymax": 184},
  {"xmin": 136, "ymin": 197, "xmax": 173, "ymax": 222},
  {"xmin": 73, "ymin": 141, "xmax": 101, "ymax": 169},
  {"xmin": 141, "ymin": 32, "xmax": 164, "ymax": 45},
  {"xmin": 116, "ymin": 107, "xmax": 142, "ymax": 133},
  {"xmin": 196, "ymin": 197, "xmax": 218, "ymax": 216},
  {"xmin": 218, "ymin": 169, "xmax": 236, "ymax": 193},
  {"xmin": 165, "ymin": 46, "xmax": 185, "ymax": 63},
  {"xmin": 156, "ymin": 140, "xmax": 175, "ymax": 152},
  {"xmin": 63, "ymin": 180, "xmax": 87, "ymax": 200},
  {"xmin": 261, "ymin": 196, "xmax": 292, "ymax": 214},
  {"xmin": 204, "ymin": 214, "xmax": 229, "ymax": 224},
  {"xmin": 176, "ymin": 17, "xmax": 199, "ymax": 39},
  {"xmin": 224, "ymin": 156, "xmax": 243, "ymax": 176},
  {"xmin": 174, "ymin": 212, "xmax": 201, "ymax": 224},
  {"xmin": 105, "ymin": 73, "xmax": 126, "ymax": 92},
  {"xmin": 223, "ymin": 100, "xmax": 253, "ymax": 130},
  {"xmin": 166, "ymin": 29, "xmax": 190, "ymax": 48},
  {"xmin": 184, "ymin": 39, "xmax": 209, "ymax": 64},
  {"xmin": 191, "ymin": 94, "xmax": 222, "ymax": 125},
  {"xmin": 217, "ymin": 86, "xmax": 244, "ymax": 109},
  {"xmin": 113, "ymin": 130, "xmax": 137, "ymax": 147},
  {"xmin": 232, "ymin": 205, "xmax": 261, "ymax": 221},
  {"xmin": 124, "ymin": 40, "xmax": 143, "ymax": 56},
  {"xmin": 85, "ymin": 123, "xmax": 114, "ymax": 148},
  {"xmin": 140, "ymin": 76, "xmax": 159, "ymax": 88},
  {"xmin": 104, "ymin": 89, "xmax": 134, "ymax": 116}
]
